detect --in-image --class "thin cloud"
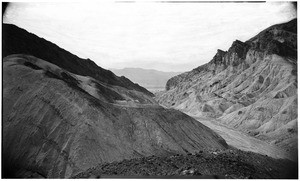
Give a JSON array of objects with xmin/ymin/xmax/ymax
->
[{"xmin": 3, "ymin": 2, "xmax": 296, "ymax": 72}]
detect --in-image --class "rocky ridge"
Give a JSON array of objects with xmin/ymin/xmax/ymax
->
[
  {"xmin": 2, "ymin": 24, "xmax": 154, "ymax": 97},
  {"xmin": 156, "ymin": 19, "xmax": 297, "ymax": 159}
]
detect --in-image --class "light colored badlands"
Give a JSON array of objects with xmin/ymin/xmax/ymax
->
[{"xmin": 157, "ymin": 50, "xmax": 297, "ymax": 160}]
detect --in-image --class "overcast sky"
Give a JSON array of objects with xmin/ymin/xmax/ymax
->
[{"xmin": 3, "ymin": 1, "xmax": 296, "ymax": 72}]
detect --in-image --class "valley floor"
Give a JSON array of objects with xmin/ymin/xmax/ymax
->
[{"xmin": 191, "ymin": 115, "xmax": 295, "ymax": 161}]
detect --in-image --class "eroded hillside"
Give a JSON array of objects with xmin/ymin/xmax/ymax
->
[
  {"xmin": 156, "ymin": 19, "xmax": 297, "ymax": 159},
  {"xmin": 2, "ymin": 34, "xmax": 228, "ymax": 178}
]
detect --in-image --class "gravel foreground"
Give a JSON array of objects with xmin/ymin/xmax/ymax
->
[{"xmin": 73, "ymin": 148, "xmax": 298, "ymax": 179}]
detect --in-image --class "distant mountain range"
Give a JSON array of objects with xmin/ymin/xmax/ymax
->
[{"xmin": 111, "ymin": 68, "xmax": 181, "ymax": 92}]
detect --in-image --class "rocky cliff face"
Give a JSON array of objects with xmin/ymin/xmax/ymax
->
[
  {"xmin": 2, "ymin": 25, "xmax": 228, "ymax": 178},
  {"xmin": 157, "ymin": 19, "xmax": 297, "ymax": 158}
]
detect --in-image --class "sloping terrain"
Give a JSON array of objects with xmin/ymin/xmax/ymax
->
[
  {"xmin": 2, "ymin": 27, "xmax": 228, "ymax": 178},
  {"xmin": 73, "ymin": 148, "xmax": 297, "ymax": 179},
  {"xmin": 2, "ymin": 23, "xmax": 153, "ymax": 97},
  {"xmin": 111, "ymin": 68, "xmax": 181, "ymax": 92},
  {"xmin": 193, "ymin": 116, "xmax": 293, "ymax": 160},
  {"xmin": 156, "ymin": 19, "xmax": 297, "ymax": 158}
]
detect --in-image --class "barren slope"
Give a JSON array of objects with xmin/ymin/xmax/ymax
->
[
  {"xmin": 3, "ymin": 54, "xmax": 227, "ymax": 178},
  {"xmin": 156, "ymin": 19, "xmax": 297, "ymax": 158},
  {"xmin": 192, "ymin": 116, "xmax": 293, "ymax": 160}
]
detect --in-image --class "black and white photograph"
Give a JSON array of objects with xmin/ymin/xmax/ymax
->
[{"xmin": 2, "ymin": 0, "xmax": 298, "ymax": 178}]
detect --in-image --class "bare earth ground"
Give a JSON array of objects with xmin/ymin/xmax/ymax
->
[
  {"xmin": 73, "ymin": 148, "xmax": 297, "ymax": 179},
  {"xmin": 191, "ymin": 115, "xmax": 295, "ymax": 161}
]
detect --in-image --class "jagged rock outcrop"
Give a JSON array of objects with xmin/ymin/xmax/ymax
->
[
  {"xmin": 2, "ymin": 25, "xmax": 228, "ymax": 178},
  {"xmin": 157, "ymin": 19, "xmax": 297, "ymax": 158}
]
